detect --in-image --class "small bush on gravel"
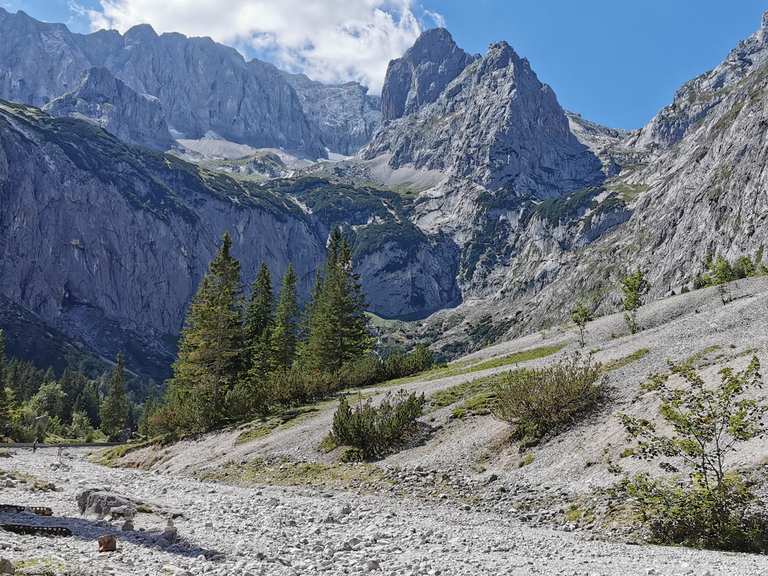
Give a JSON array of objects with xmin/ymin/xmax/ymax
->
[
  {"xmin": 621, "ymin": 270, "xmax": 650, "ymax": 334},
  {"xmin": 491, "ymin": 354, "xmax": 606, "ymax": 442},
  {"xmin": 330, "ymin": 391, "xmax": 425, "ymax": 460},
  {"xmin": 619, "ymin": 356, "xmax": 768, "ymax": 552}
]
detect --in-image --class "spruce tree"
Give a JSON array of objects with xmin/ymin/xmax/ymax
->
[
  {"xmin": 73, "ymin": 380, "xmax": 101, "ymax": 428},
  {"xmin": 166, "ymin": 232, "xmax": 245, "ymax": 432},
  {"xmin": 305, "ymin": 229, "xmax": 370, "ymax": 373},
  {"xmin": 334, "ymin": 237, "xmax": 371, "ymax": 364},
  {"xmin": 270, "ymin": 264, "xmax": 299, "ymax": 370},
  {"xmin": 245, "ymin": 263, "xmax": 274, "ymax": 346},
  {"xmin": 244, "ymin": 263, "xmax": 274, "ymax": 376},
  {"xmin": 100, "ymin": 353, "xmax": 130, "ymax": 441}
]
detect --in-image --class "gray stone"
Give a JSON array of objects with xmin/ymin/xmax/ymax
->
[{"xmin": 44, "ymin": 67, "xmax": 174, "ymax": 150}]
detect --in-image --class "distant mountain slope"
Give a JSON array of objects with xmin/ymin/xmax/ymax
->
[
  {"xmin": 409, "ymin": 11, "xmax": 768, "ymax": 356},
  {"xmin": 0, "ymin": 100, "xmax": 457, "ymax": 376},
  {"xmin": 44, "ymin": 67, "xmax": 174, "ymax": 150},
  {"xmin": 366, "ymin": 37, "xmax": 602, "ymax": 197},
  {"xmin": 0, "ymin": 8, "xmax": 330, "ymax": 156},
  {"xmin": 283, "ymin": 73, "xmax": 381, "ymax": 156}
]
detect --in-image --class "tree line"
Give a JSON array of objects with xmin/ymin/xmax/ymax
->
[
  {"xmin": 0, "ymin": 328, "xmax": 135, "ymax": 442},
  {"xmin": 144, "ymin": 228, "xmax": 433, "ymax": 436}
]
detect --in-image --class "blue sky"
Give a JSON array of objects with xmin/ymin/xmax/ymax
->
[{"xmin": 4, "ymin": 0, "xmax": 767, "ymax": 129}]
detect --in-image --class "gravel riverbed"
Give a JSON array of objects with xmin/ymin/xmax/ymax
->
[{"xmin": 1, "ymin": 449, "xmax": 767, "ymax": 576}]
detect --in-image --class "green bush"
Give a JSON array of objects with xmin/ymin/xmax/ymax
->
[
  {"xmin": 619, "ymin": 356, "xmax": 768, "ymax": 552},
  {"xmin": 621, "ymin": 270, "xmax": 650, "ymax": 334},
  {"xmin": 330, "ymin": 390, "xmax": 425, "ymax": 460},
  {"xmin": 620, "ymin": 473, "xmax": 768, "ymax": 552},
  {"xmin": 337, "ymin": 345, "xmax": 435, "ymax": 389},
  {"xmin": 491, "ymin": 354, "xmax": 606, "ymax": 442}
]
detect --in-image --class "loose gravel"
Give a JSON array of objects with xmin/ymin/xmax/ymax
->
[{"xmin": 2, "ymin": 449, "xmax": 767, "ymax": 575}]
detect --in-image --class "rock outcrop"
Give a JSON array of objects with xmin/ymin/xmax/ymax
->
[
  {"xmin": 0, "ymin": 101, "xmax": 458, "ymax": 376},
  {"xmin": 283, "ymin": 73, "xmax": 381, "ymax": 155},
  {"xmin": 380, "ymin": 28, "xmax": 476, "ymax": 122},
  {"xmin": 0, "ymin": 8, "xmax": 324, "ymax": 157},
  {"xmin": 44, "ymin": 67, "xmax": 174, "ymax": 150},
  {"xmin": 366, "ymin": 39, "xmax": 602, "ymax": 197}
]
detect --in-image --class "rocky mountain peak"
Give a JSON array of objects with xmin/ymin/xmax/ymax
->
[
  {"xmin": 124, "ymin": 23, "xmax": 159, "ymax": 43},
  {"xmin": 380, "ymin": 27, "xmax": 476, "ymax": 122},
  {"xmin": 633, "ymin": 10, "xmax": 768, "ymax": 150},
  {"xmin": 366, "ymin": 34, "xmax": 601, "ymax": 198}
]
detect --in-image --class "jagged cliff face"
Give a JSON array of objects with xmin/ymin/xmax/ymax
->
[
  {"xmin": 380, "ymin": 28, "xmax": 476, "ymax": 122},
  {"xmin": 367, "ymin": 40, "xmax": 602, "ymax": 196},
  {"xmin": 283, "ymin": 73, "xmax": 381, "ymax": 156},
  {"xmin": 0, "ymin": 101, "xmax": 458, "ymax": 376},
  {"xmin": 362, "ymin": 34, "xmax": 606, "ymax": 309},
  {"xmin": 411, "ymin": 12, "xmax": 768, "ymax": 357},
  {"xmin": 44, "ymin": 67, "xmax": 174, "ymax": 150},
  {"xmin": 631, "ymin": 12, "xmax": 768, "ymax": 151},
  {"xmin": 0, "ymin": 9, "xmax": 326, "ymax": 157}
]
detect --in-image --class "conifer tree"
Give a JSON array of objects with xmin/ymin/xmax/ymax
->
[
  {"xmin": 100, "ymin": 353, "xmax": 130, "ymax": 441},
  {"xmin": 73, "ymin": 380, "xmax": 101, "ymax": 428},
  {"xmin": 304, "ymin": 229, "xmax": 370, "ymax": 373},
  {"xmin": 270, "ymin": 264, "xmax": 299, "ymax": 370},
  {"xmin": 244, "ymin": 263, "xmax": 274, "ymax": 376},
  {"xmin": 166, "ymin": 232, "xmax": 245, "ymax": 432},
  {"xmin": 245, "ymin": 263, "xmax": 274, "ymax": 346}
]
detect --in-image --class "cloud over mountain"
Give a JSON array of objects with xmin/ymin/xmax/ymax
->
[{"xmin": 86, "ymin": 0, "xmax": 439, "ymax": 92}]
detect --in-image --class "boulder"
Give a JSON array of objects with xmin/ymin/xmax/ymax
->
[{"xmin": 77, "ymin": 489, "xmax": 139, "ymax": 519}]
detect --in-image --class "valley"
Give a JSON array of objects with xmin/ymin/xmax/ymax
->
[{"xmin": 2, "ymin": 4, "xmax": 768, "ymax": 574}]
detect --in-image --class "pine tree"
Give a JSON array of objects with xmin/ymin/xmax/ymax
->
[
  {"xmin": 270, "ymin": 264, "xmax": 299, "ymax": 370},
  {"xmin": 165, "ymin": 232, "xmax": 245, "ymax": 432},
  {"xmin": 73, "ymin": 380, "xmax": 101, "ymax": 428},
  {"xmin": 304, "ymin": 229, "xmax": 370, "ymax": 373},
  {"xmin": 244, "ymin": 263, "xmax": 274, "ymax": 375},
  {"xmin": 100, "ymin": 353, "xmax": 130, "ymax": 441},
  {"xmin": 0, "ymin": 330, "xmax": 8, "ymax": 436},
  {"xmin": 245, "ymin": 263, "xmax": 274, "ymax": 346}
]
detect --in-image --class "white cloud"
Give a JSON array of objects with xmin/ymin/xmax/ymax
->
[{"xmin": 85, "ymin": 0, "xmax": 439, "ymax": 93}]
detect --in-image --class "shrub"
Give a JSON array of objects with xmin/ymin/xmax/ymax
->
[
  {"xmin": 330, "ymin": 390, "xmax": 425, "ymax": 460},
  {"xmin": 619, "ymin": 356, "xmax": 768, "ymax": 552},
  {"xmin": 620, "ymin": 473, "xmax": 768, "ymax": 552},
  {"xmin": 337, "ymin": 345, "xmax": 435, "ymax": 389},
  {"xmin": 621, "ymin": 270, "xmax": 650, "ymax": 334},
  {"xmin": 492, "ymin": 354, "xmax": 606, "ymax": 442},
  {"xmin": 571, "ymin": 302, "xmax": 594, "ymax": 348}
]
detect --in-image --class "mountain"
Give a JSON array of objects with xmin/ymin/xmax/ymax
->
[
  {"xmin": 380, "ymin": 28, "xmax": 476, "ymax": 122},
  {"xmin": 44, "ymin": 66, "xmax": 174, "ymax": 150},
  {"xmin": 409, "ymin": 12, "xmax": 768, "ymax": 356},
  {"xmin": 366, "ymin": 38, "xmax": 602, "ymax": 195},
  {"xmin": 5, "ymin": 9, "xmax": 768, "ymax": 372},
  {"xmin": 0, "ymin": 8, "xmax": 326, "ymax": 156},
  {"xmin": 0, "ymin": 100, "xmax": 458, "ymax": 377},
  {"xmin": 283, "ymin": 73, "xmax": 381, "ymax": 156}
]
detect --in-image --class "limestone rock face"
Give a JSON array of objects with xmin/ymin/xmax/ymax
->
[
  {"xmin": 366, "ymin": 40, "xmax": 602, "ymax": 197},
  {"xmin": 631, "ymin": 11, "xmax": 768, "ymax": 151},
  {"xmin": 44, "ymin": 67, "xmax": 174, "ymax": 150},
  {"xmin": 412, "ymin": 10, "xmax": 768, "ymax": 357},
  {"xmin": 0, "ymin": 8, "xmax": 324, "ymax": 157},
  {"xmin": 0, "ymin": 102, "xmax": 458, "ymax": 376},
  {"xmin": 283, "ymin": 73, "xmax": 381, "ymax": 155},
  {"xmin": 380, "ymin": 28, "xmax": 476, "ymax": 122}
]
